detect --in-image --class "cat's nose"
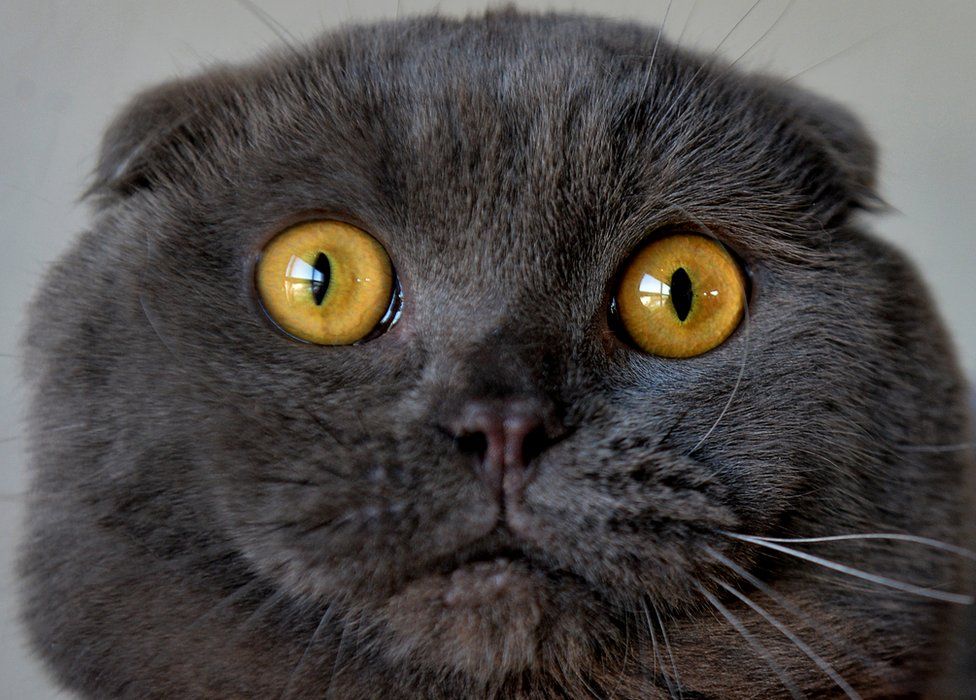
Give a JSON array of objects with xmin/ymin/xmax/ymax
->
[{"xmin": 447, "ymin": 398, "xmax": 560, "ymax": 504}]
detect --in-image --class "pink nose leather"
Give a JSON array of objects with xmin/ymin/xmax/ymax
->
[{"xmin": 448, "ymin": 399, "xmax": 553, "ymax": 505}]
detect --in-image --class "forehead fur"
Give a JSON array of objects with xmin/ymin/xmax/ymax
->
[{"xmin": 94, "ymin": 10, "xmax": 873, "ymax": 272}]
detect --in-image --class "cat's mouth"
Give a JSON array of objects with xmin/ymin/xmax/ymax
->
[
  {"xmin": 435, "ymin": 544, "xmax": 531, "ymax": 577},
  {"xmin": 414, "ymin": 528, "xmax": 601, "ymax": 601},
  {"xmin": 387, "ymin": 534, "xmax": 545, "ymax": 600}
]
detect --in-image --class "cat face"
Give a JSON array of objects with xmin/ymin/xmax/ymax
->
[{"xmin": 21, "ymin": 10, "xmax": 973, "ymax": 698}]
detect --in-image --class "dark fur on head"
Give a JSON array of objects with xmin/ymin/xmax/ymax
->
[{"xmin": 20, "ymin": 9, "xmax": 974, "ymax": 698}]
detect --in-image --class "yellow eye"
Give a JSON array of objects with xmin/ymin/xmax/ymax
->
[
  {"xmin": 256, "ymin": 220, "xmax": 395, "ymax": 345},
  {"xmin": 615, "ymin": 234, "xmax": 747, "ymax": 358}
]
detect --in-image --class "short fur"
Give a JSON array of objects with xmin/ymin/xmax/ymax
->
[{"xmin": 20, "ymin": 10, "xmax": 975, "ymax": 698}]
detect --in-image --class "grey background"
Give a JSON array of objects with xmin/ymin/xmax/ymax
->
[{"xmin": 1, "ymin": 1, "xmax": 973, "ymax": 696}]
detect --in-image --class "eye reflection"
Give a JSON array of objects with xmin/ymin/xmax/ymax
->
[
  {"xmin": 284, "ymin": 254, "xmax": 332, "ymax": 305},
  {"xmin": 637, "ymin": 273, "xmax": 670, "ymax": 310}
]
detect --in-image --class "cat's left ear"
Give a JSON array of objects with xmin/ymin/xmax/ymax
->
[
  {"xmin": 761, "ymin": 80, "xmax": 884, "ymax": 213},
  {"xmin": 85, "ymin": 69, "xmax": 239, "ymax": 202}
]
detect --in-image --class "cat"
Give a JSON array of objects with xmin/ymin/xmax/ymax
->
[{"xmin": 18, "ymin": 8, "xmax": 975, "ymax": 699}]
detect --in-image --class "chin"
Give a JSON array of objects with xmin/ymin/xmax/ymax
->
[{"xmin": 370, "ymin": 556, "xmax": 605, "ymax": 682}]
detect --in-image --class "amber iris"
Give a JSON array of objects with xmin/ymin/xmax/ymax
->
[
  {"xmin": 615, "ymin": 233, "xmax": 746, "ymax": 358},
  {"xmin": 256, "ymin": 220, "xmax": 394, "ymax": 344}
]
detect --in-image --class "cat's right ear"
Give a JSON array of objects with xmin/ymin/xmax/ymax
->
[
  {"xmin": 85, "ymin": 70, "xmax": 237, "ymax": 202},
  {"xmin": 758, "ymin": 79, "xmax": 884, "ymax": 214}
]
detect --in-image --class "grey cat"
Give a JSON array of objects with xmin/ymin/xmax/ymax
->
[{"xmin": 19, "ymin": 9, "xmax": 975, "ymax": 699}]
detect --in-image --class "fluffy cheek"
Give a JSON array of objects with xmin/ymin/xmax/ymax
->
[{"xmin": 201, "ymin": 419, "xmax": 499, "ymax": 602}]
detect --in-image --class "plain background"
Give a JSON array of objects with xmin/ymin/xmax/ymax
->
[{"xmin": 1, "ymin": 1, "xmax": 973, "ymax": 696}]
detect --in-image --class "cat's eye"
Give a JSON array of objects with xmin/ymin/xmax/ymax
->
[
  {"xmin": 614, "ymin": 233, "xmax": 746, "ymax": 358},
  {"xmin": 256, "ymin": 220, "xmax": 395, "ymax": 344}
]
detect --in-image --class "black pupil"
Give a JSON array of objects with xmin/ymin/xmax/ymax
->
[
  {"xmin": 670, "ymin": 267, "xmax": 693, "ymax": 322},
  {"xmin": 310, "ymin": 252, "xmax": 332, "ymax": 305}
]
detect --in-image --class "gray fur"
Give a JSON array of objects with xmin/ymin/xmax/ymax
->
[{"xmin": 19, "ymin": 9, "xmax": 974, "ymax": 698}]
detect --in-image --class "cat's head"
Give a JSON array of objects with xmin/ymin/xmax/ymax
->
[{"xmin": 23, "ymin": 10, "xmax": 973, "ymax": 696}]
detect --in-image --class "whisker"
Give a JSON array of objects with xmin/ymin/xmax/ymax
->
[
  {"xmin": 652, "ymin": 602, "xmax": 683, "ymax": 700},
  {"xmin": 703, "ymin": 544, "xmax": 892, "ymax": 688},
  {"xmin": 713, "ymin": 0, "xmax": 765, "ymax": 56},
  {"xmin": 139, "ymin": 293, "xmax": 181, "ymax": 361},
  {"xmin": 713, "ymin": 577, "xmax": 861, "ymax": 699},
  {"xmin": 324, "ymin": 611, "xmax": 354, "ymax": 698},
  {"xmin": 722, "ymin": 532, "xmax": 974, "ymax": 605},
  {"xmin": 664, "ymin": 208, "xmax": 750, "ymax": 455},
  {"xmin": 728, "ymin": 532, "xmax": 976, "ymax": 560},
  {"xmin": 784, "ymin": 25, "xmax": 895, "ymax": 82},
  {"xmin": 186, "ymin": 578, "xmax": 267, "ymax": 633},
  {"xmin": 649, "ymin": 0, "xmax": 673, "ymax": 72},
  {"xmin": 695, "ymin": 581, "xmax": 803, "ymax": 699},
  {"xmin": 636, "ymin": 0, "xmax": 675, "ymax": 104},
  {"xmin": 893, "ymin": 441, "xmax": 974, "ymax": 454},
  {"xmin": 239, "ymin": 588, "xmax": 292, "ymax": 634},
  {"xmin": 729, "ymin": 0, "xmax": 797, "ymax": 69},
  {"xmin": 233, "ymin": 0, "xmax": 301, "ymax": 50},
  {"xmin": 615, "ymin": 607, "xmax": 635, "ymax": 696},
  {"xmin": 674, "ymin": 0, "xmax": 702, "ymax": 47},
  {"xmin": 641, "ymin": 596, "xmax": 676, "ymax": 698},
  {"xmin": 279, "ymin": 603, "xmax": 335, "ymax": 700}
]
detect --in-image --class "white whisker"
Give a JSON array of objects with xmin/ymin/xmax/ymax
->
[
  {"xmin": 714, "ymin": 578, "xmax": 861, "ymax": 699},
  {"xmin": 649, "ymin": 0, "xmax": 673, "ymax": 71},
  {"xmin": 233, "ymin": 0, "xmax": 301, "ymax": 50},
  {"xmin": 636, "ymin": 0, "xmax": 675, "ymax": 104},
  {"xmin": 696, "ymin": 582, "xmax": 804, "ymax": 699},
  {"xmin": 713, "ymin": 0, "xmax": 765, "ymax": 56},
  {"xmin": 665, "ymin": 208, "xmax": 750, "ymax": 456},
  {"xmin": 726, "ymin": 532, "xmax": 976, "ymax": 560},
  {"xmin": 894, "ymin": 442, "xmax": 974, "ymax": 454},
  {"xmin": 723, "ymin": 532, "xmax": 974, "ymax": 605},
  {"xmin": 641, "ymin": 597, "xmax": 678, "ymax": 698},
  {"xmin": 280, "ymin": 604, "xmax": 335, "ymax": 700},
  {"xmin": 703, "ymin": 544, "xmax": 890, "ymax": 686},
  {"xmin": 785, "ymin": 25, "xmax": 895, "ymax": 82},
  {"xmin": 729, "ymin": 0, "xmax": 797, "ymax": 68},
  {"xmin": 653, "ymin": 602, "xmax": 683, "ymax": 700},
  {"xmin": 675, "ymin": 0, "xmax": 701, "ymax": 47}
]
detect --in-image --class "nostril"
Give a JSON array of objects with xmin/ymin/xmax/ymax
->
[
  {"xmin": 499, "ymin": 413, "xmax": 544, "ymax": 471},
  {"xmin": 444, "ymin": 398, "xmax": 562, "ymax": 504},
  {"xmin": 455, "ymin": 431, "xmax": 489, "ymax": 461},
  {"xmin": 520, "ymin": 423, "xmax": 550, "ymax": 468}
]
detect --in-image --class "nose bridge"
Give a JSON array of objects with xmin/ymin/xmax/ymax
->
[
  {"xmin": 417, "ymin": 299, "xmax": 569, "ymax": 511},
  {"xmin": 419, "ymin": 306, "xmax": 560, "ymax": 414},
  {"xmin": 460, "ymin": 329, "xmax": 544, "ymax": 397}
]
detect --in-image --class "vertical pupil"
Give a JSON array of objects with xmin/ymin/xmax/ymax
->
[
  {"xmin": 310, "ymin": 252, "xmax": 332, "ymax": 305},
  {"xmin": 670, "ymin": 267, "xmax": 693, "ymax": 321}
]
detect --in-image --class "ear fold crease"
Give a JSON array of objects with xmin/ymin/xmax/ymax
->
[{"xmin": 85, "ymin": 71, "xmax": 239, "ymax": 201}]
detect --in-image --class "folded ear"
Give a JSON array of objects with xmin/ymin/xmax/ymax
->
[
  {"xmin": 87, "ymin": 70, "xmax": 239, "ymax": 201},
  {"xmin": 760, "ymin": 79, "xmax": 883, "ymax": 214}
]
